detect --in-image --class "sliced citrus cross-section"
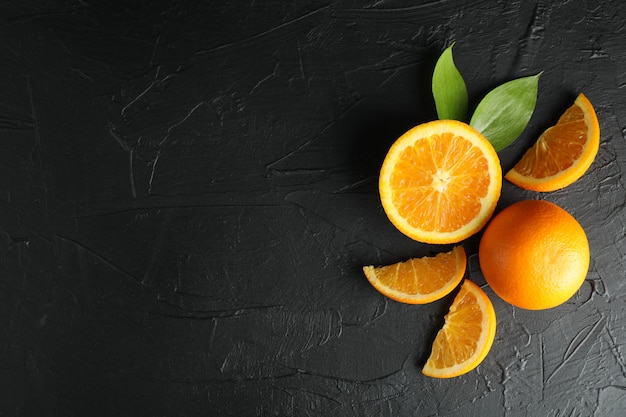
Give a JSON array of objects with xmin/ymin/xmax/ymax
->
[
  {"xmin": 363, "ymin": 246, "xmax": 466, "ymax": 304},
  {"xmin": 505, "ymin": 93, "xmax": 600, "ymax": 192},
  {"xmin": 422, "ymin": 279, "xmax": 496, "ymax": 378},
  {"xmin": 379, "ymin": 120, "xmax": 502, "ymax": 244}
]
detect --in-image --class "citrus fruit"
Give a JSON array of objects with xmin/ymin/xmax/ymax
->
[
  {"xmin": 362, "ymin": 246, "xmax": 466, "ymax": 304},
  {"xmin": 422, "ymin": 279, "xmax": 496, "ymax": 378},
  {"xmin": 479, "ymin": 200, "xmax": 589, "ymax": 310},
  {"xmin": 505, "ymin": 93, "xmax": 600, "ymax": 192},
  {"xmin": 379, "ymin": 120, "xmax": 502, "ymax": 244}
]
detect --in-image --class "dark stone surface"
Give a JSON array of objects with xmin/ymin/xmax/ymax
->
[{"xmin": 1, "ymin": 1, "xmax": 625, "ymax": 416}]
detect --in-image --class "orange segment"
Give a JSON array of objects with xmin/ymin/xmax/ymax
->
[
  {"xmin": 505, "ymin": 93, "xmax": 600, "ymax": 192},
  {"xmin": 362, "ymin": 246, "xmax": 466, "ymax": 304},
  {"xmin": 379, "ymin": 120, "xmax": 502, "ymax": 244},
  {"xmin": 422, "ymin": 280, "xmax": 496, "ymax": 378}
]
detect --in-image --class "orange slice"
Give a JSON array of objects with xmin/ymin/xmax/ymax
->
[
  {"xmin": 362, "ymin": 246, "xmax": 466, "ymax": 304},
  {"xmin": 505, "ymin": 93, "xmax": 600, "ymax": 192},
  {"xmin": 379, "ymin": 120, "xmax": 502, "ymax": 244},
  {"xmin": 422, "ymin": 279, "xmax": 496, "ymax": 378}
]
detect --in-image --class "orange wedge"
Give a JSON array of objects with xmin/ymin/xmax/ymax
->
[
  {"xmin": 505, "ymin": 93, "xmax": 600, "ymax": 192},
  {"xmin": 422, "ymin": 279, "xmax": 496, "ymax": 378},
  {"xmin": 363, "ymin": 246, "xmax": 466, "ymax": 304},
  {"xmin": 379, "ymin": 120, "xmax": 502, "ymax": 244}
]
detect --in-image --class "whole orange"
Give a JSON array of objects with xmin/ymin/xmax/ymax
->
[{"xmin": 479, "ymin": 200, "xmax": 589, "ymax": 310}]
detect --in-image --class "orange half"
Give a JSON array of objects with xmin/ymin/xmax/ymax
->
[
  {"xmin": 363, "ymin": 246, "xmax": 466, "ymax": 304},
  {"xmin": 379, "ymin": 120, "xmax": 502, "ymax": 244},
  {"xmin": 422, "ymin": 279, "xmax": 496, "ymax": 378},
  {"xmin": 505, "ymin": 93, "xmax": 600, "ymax": 192}
]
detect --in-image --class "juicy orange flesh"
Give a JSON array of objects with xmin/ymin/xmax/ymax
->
[
  {"xmin": 371, "ymin": 251, "xmax": 458, "ymax": 295},
  {"xmin": 512, "ymin": 104, "xmax": 586, "ymax": 178},
  {"xmin": 389, "ymin": 133, "xmax": 490, "ymax": 232},
  {"xmin": 427, "ymin": 285, "xmax": 482, "ymax": 368}
]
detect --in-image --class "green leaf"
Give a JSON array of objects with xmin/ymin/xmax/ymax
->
[
  {"xmin": 469, "ymin": 73, "xmax": 542, "ymax": 151},
  {"xmin": 432, "ymin": 44, "xmax": 468, "ymax": 121}
]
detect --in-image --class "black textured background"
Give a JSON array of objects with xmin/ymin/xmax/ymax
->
[{"xmin": 1, "ymin": 1, "xmax": 626, "ymax": 416}]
